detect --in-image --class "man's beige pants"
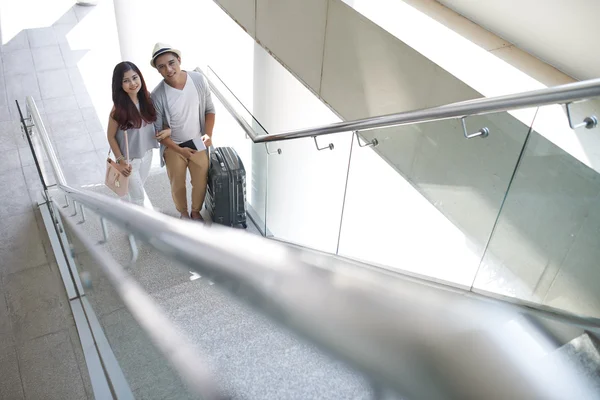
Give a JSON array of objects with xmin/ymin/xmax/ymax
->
[{"xmin": 163, "ymin": 147, "xmax": 209, "ymax": 214}]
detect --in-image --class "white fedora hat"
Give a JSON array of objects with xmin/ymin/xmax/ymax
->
[{"xmin": 150, "ymin": 43, "xmax": 182, "ymax": 68}]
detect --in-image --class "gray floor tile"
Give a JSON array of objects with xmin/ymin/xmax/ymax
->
[
  {"xmin": 55, "ymin": 8, "xmax": 78, "ymax": 25},
  {"xmin": 152, "ymin": 282, "xmax": 372, "ymax": 400},
  {"xmin": 127, "ymin": 250, "xmax": 191, "ymax": 295},
  {"xmin": 62, "ymin": 154, "xmax": 104, "ymax": 186},
  {"xmin": 46, "ymin": 108, "xmax": 83, "ymax": 126},
  {"xmin": 0, "ymin": 149, "xmax": 22, "ymax": 171},
  {"xmin": 132, "ymin": 371, "xmax": 196, "ymax": 400},
  {"xmin": 0, "ymin": 345, "xmax": 25, "ymax": 399},
  {"xmin": 50, "ymin": 120, "xmax": 88, "ymax": 141},
  {"xmin": 0, "ymin": 121, "xmax": 21, "ymax": 150},
  {"xmin": 99, "ymin": 308, "xmax": 166, "ymax": 391},
  {"xmin": 27, "ymin": 27, "xmax": 58, "ymax": 48},
  {"xmin": 73, "ymin": 251, "xmax": 124, "ymax": 318},
  {"xmin": 0, "ymin": 106, "xmax": 12, "ymax": 122},
  {"xmin": 46, "ymin": 108, "xmax": 88, "ymax": 141},
  {"xmin": 43, "ymin": 95, "xmax": 79, "ymax": 114},
  {"xmin": 0, "ymin": 205, "xmax": 36, "ymax": 243},
  {"xmin": 91, "ymin": 130, "xmax": 109, "ymax": 153},
  {"xmin": 5, "ymin": 74, "xmax": 41, "ymax": 119},
  {"xmin": 56, "ymin": 133, "xmax": 96, "ymax": 159},
  {"xmin": 0, "ymin": 291, "xmax": 14, "ymax": 351},
  {"xmin": 22, "ymin": 162, "xmax": 56, "ymax": 191},
  {"xmin": 12, "ymin": 129, "xmax": 31, "ymax": 150},
  {"xmin": 0, "ymin": 82, "xmax": 8, "ymax": 108},
  {"xmin": 0, "ymin": 169, "xmax": 34, "ymax": 219},
  {"xmin": 5, "ymin": 73, "xmax": 41, "ymax": 102},
  {"xmin": 17, "ymin": 329, "xmax": 86, "ymax": 400},
  {"xmin": 75, "ymin": 91, "xmax": 93, "ymax": 108},
  {"xmin": 4, "ymin": 264, "xmax": 70, "ymax": 342},
  {"xmin": 75, "ymin": 5, "xmax": 95, "ymax": 21},
  {"xmin": 18, "ymin": 147, "xmax": 35, "ymax": 168},
  {"xmin": 32, "ymin": 46, "xmax": 65, "ymax": 71},
  {"xmin": 1, "ymin": 31, "xmax": 29, "ymax": 53},
  {"xmin": 67, "ymin": 67, "xmax": 87, "ymax": 94},
  {"xmin": 81, "ymin": 106, "xmax": 104, "ymax": 132},
  {"xmin": 59, "ymin": 43, "xmax": 86, "ymax": 68},
  {"xmin": 53, "ymin": 23, "xmax": 75, "ymax": 44},
  {"xmin": 2, "ymin": 49, "xmax": 35, "ymax": 76},
  {"xmin": 18, "ymin": 145, "xmax": 38, "ymax": 168},
  {"xmin": 37, "ymin": 69, "xmax": 73, "ymax": 99},
  {"xmin": 18, "ymin": 143, "xmax": 51, "ymax": 168}
]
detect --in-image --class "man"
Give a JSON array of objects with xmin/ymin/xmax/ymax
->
[{"xmin": 150, "ymin": 43, "xmax": 215, "ymax": 220}]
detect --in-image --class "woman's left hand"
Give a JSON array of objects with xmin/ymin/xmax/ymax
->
[{"xmin": 156, "ymin": 128, "xmax": 171, "ymax": 141}]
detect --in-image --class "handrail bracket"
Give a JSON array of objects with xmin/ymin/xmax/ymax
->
[
  {"xmin": 461, "ymin": 117, "xmax": 489, "ymax": 139},
  {"xmin": 565, "ymin": 102, "xmax": 598, "ymax": 130}
]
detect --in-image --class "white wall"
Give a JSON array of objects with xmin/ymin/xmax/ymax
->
[
  {"xmin": 437, "ymin": 0, "xmax": 600, "ymax": 81},
  {"xmin": 251, "ymin": 46, "xmax": 350, "ymax": 252}
]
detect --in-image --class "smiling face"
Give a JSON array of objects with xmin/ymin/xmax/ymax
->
[
  {"xmin": 121, "ymin": 69, "xmax": 141, "ymax": 99},
  {"xmin": 154, "ymin": 52, "xmax": 182, "ymax": 84}
]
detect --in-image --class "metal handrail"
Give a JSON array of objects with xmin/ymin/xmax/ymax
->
[
  {"xmin": 59, "ymin": 183, "xmax": 600, "ymax": 400},
  {"xmin": 26, "ymin": 97, "xmax": 67, "ymax": 186},
  {"xmin": 200, "ymin": 66, "xmax": 600, "ymax": 143},
  {"xmin": 24, "ymin": 91, "xmax": 600, "ymax": 399}
]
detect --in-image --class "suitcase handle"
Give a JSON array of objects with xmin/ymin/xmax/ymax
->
[{"xmin": 213, "ymin": 147, "xmax": 226, "ymax": 167}]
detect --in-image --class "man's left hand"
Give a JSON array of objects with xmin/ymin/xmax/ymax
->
[{"xmin": 202, "ymin": 134, "xmax": 212, "ymax": 148}]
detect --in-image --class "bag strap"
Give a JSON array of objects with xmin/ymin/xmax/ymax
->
[
  {"xmin": 124, "ymin": 130, "xmax": 130, "ymax": 163},
  {"xmin": 107, "ymin": 129, "xmax": 130, "ymax": 163}
]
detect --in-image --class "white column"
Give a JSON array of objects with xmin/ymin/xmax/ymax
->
[{"xmin": 112, "ymin": 0, "xmax": 152, "ymax": 64}]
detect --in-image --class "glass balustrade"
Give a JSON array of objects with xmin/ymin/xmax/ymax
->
[
  {"xmin": 205, "ymin": 69, "xmax": 600, "ymax": 321},
  {"xmin": 337, "ymin": 110, "xmax": 537, "ymax": 287},
  {"xmin": 205, "ymin": 66, "xmax": 269, "ymax": 236},
  {"xmin": 473, "ymin": 97, "xmax": 600, "ymax": 318}
]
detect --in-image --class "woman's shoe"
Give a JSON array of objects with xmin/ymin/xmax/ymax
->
[{"xmin": 190, "ymin": 211, "xmax": 204, "ymax": 221}]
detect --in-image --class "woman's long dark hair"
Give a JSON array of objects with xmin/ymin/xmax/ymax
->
[{"xmin": 111, "ymin": 61, "xmax": 156, "ymax": 130}]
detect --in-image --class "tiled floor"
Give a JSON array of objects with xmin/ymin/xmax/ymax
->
[{"xmin": 0, "ymin": 3, "xmax": 120, "ymax": 399}]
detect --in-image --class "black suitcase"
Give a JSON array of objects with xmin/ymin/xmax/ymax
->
[{"xmin": 206, "ymin": 147, "xmax": 247, "ymax": 228}]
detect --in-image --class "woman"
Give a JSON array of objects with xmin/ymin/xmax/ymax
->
[{"xmin": 107, "ymin": 61, "xmax": 169, "ymax": 208}]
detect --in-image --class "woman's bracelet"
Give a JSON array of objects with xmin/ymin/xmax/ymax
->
[{"xmin": 115, "ymin": 155, "xmax": 125, "ymax": 163}]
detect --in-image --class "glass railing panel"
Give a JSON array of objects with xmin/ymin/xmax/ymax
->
[
  {"xmin": 206, "ymin": 65, "xmax": 352, "ymax": 252},
  {"xmin": 56, "ymin": 201, "xmax": 202, "ymax": 400},
  {"xmin": 474, "ymin": 98, "xmax": 600, "ymax": 318},
  {"xmin": 264, "ymin": 132, "xmax": 353, "ymax": 252},
  {"xmin": 337, "ymin": 110, "xmax": 536, "ymax": 287},
  {"xmin": 205, "ymin": 66, "xmax": 268, "ymax": 235}
]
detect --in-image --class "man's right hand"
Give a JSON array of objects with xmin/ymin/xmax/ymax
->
[{"xmin": 179, "ymin": 147, "xmax": 196, "ymax": 159}]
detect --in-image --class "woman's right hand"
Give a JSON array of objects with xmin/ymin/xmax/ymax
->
[
  {"xmin": 156, "ymin": 128, "xmax": 171, "ymax": 141},
  {"xmin": 118, "ymin": 162, "xmax": 132, "ymax": 177}
]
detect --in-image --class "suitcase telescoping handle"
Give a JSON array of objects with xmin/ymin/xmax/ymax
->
[{"xmin": 209, "ymin": 145, "xmax": 225, "ymax": 167}]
